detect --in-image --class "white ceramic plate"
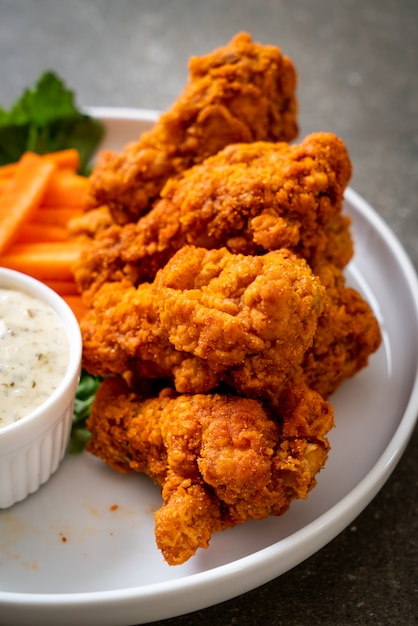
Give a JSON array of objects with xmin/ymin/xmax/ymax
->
[{"xmin": 1, "ymin": 109, "xmax": 417, "ymax": 626}]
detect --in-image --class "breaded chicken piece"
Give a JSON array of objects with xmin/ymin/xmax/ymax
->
[
  {"xmin": 292, "ymin": 264, "xmax": 382, "ymax": 398},
  {"xmin": 155, "ymin": 246, "xmax": 325, "ymax": 398},
  {"xmin": 68, "ymin": 205, "xmax": 114, "ymax": 238},
  {"xmin": 86, "ymin": 376, "xmax": 333, "ymax": 565},
  {"xmin": 75, "ymin": 132, "xmax": 353, "ymax": 301},
  {"xmin": 80, "ymin": 277, "xmax": 219, "ymax": 391},
  {"xmin": 80, "ymin": 246, "xmax": 326, "ymax": 399},
  {"xmin": 86, "ymin": 32, "xmax": 298, "ymax": 224}
]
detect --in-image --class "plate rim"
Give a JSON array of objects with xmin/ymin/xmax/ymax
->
[{"xmin": 1, "ymin": 110, "xmax": 418, "ymax": 623}]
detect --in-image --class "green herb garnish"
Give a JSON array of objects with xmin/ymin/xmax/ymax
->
[
  {"xmin": 69, "ymin": 369, "xmax": 103, "ymax": 454},
  {"xmin": 0, "ymin": 71, "xmax": 104, "ymax": 173}
]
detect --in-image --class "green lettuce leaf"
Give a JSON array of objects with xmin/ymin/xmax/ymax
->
[
  {"xmin": 0, "ymin": 71, "xmax": 104, "ymax": 172},
  {"xmin": 68, "ymin": 370, "xmax": 103, "ymax": 454}
]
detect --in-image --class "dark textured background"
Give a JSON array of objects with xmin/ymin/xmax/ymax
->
[{"xmin": 0, "ymin": 1, "xmax": 417, "ymax": 624}]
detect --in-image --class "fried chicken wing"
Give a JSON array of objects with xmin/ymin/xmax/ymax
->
[
  {"xmin": 86, "ymin": 32, "xmax": 298, "ymax": 224},
  {"xmin": 70, "ymin": 31, "xmax": 384, "ymax": 569},
  {"xmin": 75, "ymin": 132, "xmax": 353, "ymax": 301},
  {"xmin": 155, "ymin": 246, "xmax": 326, "ymax": 399},
  {"xmin": 80, "ymin": 246, "xmax": 326, "ymax": 400},
  {"xmin": 80, "ymin": 276, "xmax": 220, "ymax": 391},
  {"xmin": 293, "ymin": 264, "xmax": 382, "ymax": 398},
  {"xmin": 86, "ymin": 376, "xmax": 333, "ymax": 565}
]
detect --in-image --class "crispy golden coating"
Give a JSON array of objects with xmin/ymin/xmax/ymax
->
[
  {"xmin": 80, "ymin": 246, "xmax": 326, "ymax": 400},
  {"xmin": 75, "ymin": 33, "xmax": 382, "ymax": 568},
  {"xmin": 86, "ymin": 376, "xmax": 333, "ymax": 565},
  {"xmin": 292, "ymin": 265, "xmax": 382, "ymax": 398},
  {"xmin": 80, "ymin": 277, "xmax": 217, "ymax": 391},
  {"xmin": 75, "ymin": 132, "xmax": 353, "ymax": 302},
  {"xmin": 86, "ymin": 32, "xmax": 298, "ymax": 224},
  {"xmin": 68, "ymin": 205, "xmax": 114, "ymax": 239},
  {"xmin": 80, "ymin": 245, "xmax": 381, "ymax": 403},
  {"xmin": 156, "ymin": 246, "xmax": 326, "ymax": 398}
]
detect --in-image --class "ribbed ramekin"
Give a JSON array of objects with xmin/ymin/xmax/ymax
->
[{"xmin": 0, "ymin": 268, "xmax": 82, "ymax": 508}]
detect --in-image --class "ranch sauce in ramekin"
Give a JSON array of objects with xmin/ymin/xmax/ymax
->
[{"xmin": 0, "ymin": 287, "xmax": 70, "ymax": 428}]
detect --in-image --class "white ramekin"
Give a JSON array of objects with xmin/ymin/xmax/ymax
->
[{"xmin": 0, "ymin": 267, "xmax": 82, "ymax": 508}]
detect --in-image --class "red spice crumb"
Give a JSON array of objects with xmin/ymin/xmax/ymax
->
[{"xmin": 110, "ymin": 504, "xmax": 119, "ymax": 511}]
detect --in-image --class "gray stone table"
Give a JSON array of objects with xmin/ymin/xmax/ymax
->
[{"xmin": 0, "ymin": 1, "xmax": 417, "ymax": 624}]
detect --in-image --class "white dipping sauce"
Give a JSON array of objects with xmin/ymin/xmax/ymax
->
[{"xmin": 0, "ymin": 287, "xmax": 70, "ymax": 428}]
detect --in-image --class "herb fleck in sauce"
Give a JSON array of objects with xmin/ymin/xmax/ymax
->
[{"xmin": 0, "ymin": 287, "xmax": 69, "ymax": 428}]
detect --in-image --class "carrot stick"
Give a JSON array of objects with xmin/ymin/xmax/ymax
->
[
  {"xmin": 62, "ymin": 295, "xmax": 88, "ymax": 321},
  {"xmin": 16, "ymin": 223, "xmax": 69, "ymax": 244},
  {"xmin": 0, "ymin": 241, "xmax": 81, "ymax": 280},
  {"xmin": 44, "ymin": 149, "xmax": 81, "ymax": 171},
  {"xmin": 43, "ymin": 279, "xmax": 80, "ymax": 296},
  {"xmin": 0, "ymin": 164, "xmax": 17, "ymax": 180},
  {"xmin": 0, "ymin": 148, "xmax": 81, "ymax": 180},
  {"xmin": 0, "ymin": 153, "xmax": 56, "ymax": 254},
  {"xmin": 41, "ymin": 170, "xmax": 89, "ymax": 207},
  {"xmin": 31, "ymin": 207, "xmax": 84, "ymax": 227}
]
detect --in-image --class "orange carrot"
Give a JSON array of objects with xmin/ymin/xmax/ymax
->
[
  {"xmin": 16, "ymin": 223, "xmax": 69, "ymax": 244},
  {"xmin": 0, "ymin": 149, "xmax": 91, "ymax": 308},
  {"xmin": 0, "ymin": 241, "xmax": 81, "ymax": 281},
  {"xmin": 0, "ymin": 153, "xmax": 56, "ymax": 254},
  {"xmin": 62, "ymin": 295, "xmax": 88, "ymax": 321},
  {"xmin": 0, "ymin": 163, "xmax": 17, "ymax": 180},
  {"xmin": 44, "ymin": 148, "xmax": 81, "ymax": 171},
  {"xmin": 41, "ymin": 170, "xmax": 89, "ymax": 207},
  {"xmin": 0, "ymin": 148, "xmax": 81, "ymax": 180},
  {"xmin": 31, "ymin": 207, "xmax": 84, "ymax": 227},
  {"xmin": 43, "ymin": 279, "xmax": 80, "ymax": 296}
]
